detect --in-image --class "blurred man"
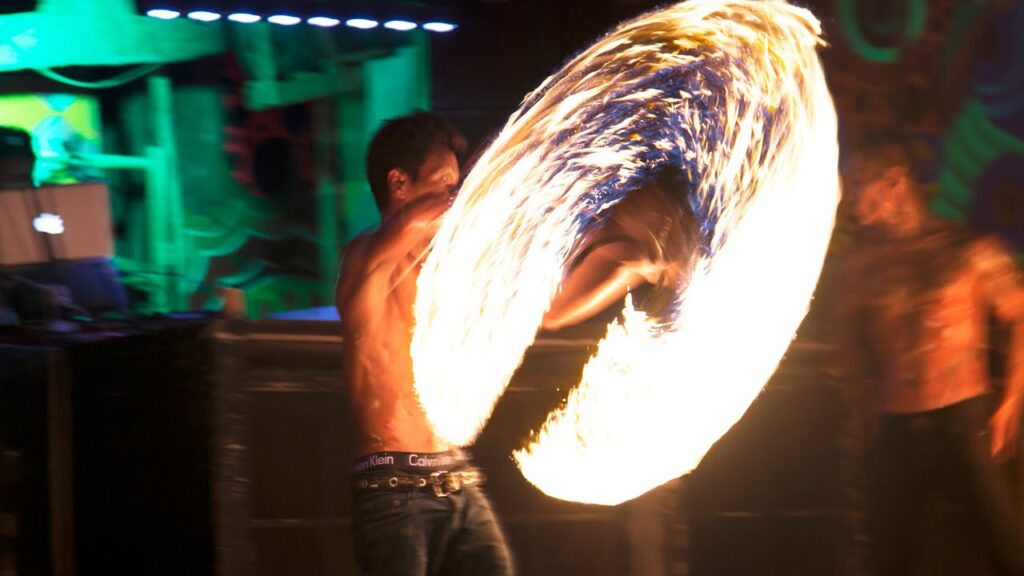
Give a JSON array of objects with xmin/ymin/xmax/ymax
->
[
  {"xmin": 842, "ymin": 137, "xmax": 1024, "ymax": 576},
  {"xmin": 336, "ymin": 111, "xmax": 514, "ymax": 576}
]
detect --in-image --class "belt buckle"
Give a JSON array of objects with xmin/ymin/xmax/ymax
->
[{"xmin": 430, "ymin": 471, "xmax": 460, "ymax": 497}]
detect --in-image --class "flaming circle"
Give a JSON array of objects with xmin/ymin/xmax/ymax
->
[{"xmin": 413, "ymin": 0, "xmax": 840, "ymax": 505}]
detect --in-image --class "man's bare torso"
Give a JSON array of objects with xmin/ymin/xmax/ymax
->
[
  {"xmin": 853, "ymin": 226, "xmax": 1024, "ymax": 413},
  {"xmin": 336, "ymin": 233, "xmax": 450, "ymax": 457}
]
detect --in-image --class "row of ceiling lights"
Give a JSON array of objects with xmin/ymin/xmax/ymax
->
[{"xmin": 145, "ymin": 9, "xmax": 457, "ymax": 33}]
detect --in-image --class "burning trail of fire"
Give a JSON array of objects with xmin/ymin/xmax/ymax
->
[{"xmin": 412, "ymin": 0, "xmax": 840, "ymax": 505}]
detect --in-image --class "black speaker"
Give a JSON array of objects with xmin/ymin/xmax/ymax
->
[
  {"xmin": 0, "ymin": 344, "xmax": 56, "ymax": 576},
  {"xmin": 0, "ymin": 319, "xmax": 212, "ymax": 576}
]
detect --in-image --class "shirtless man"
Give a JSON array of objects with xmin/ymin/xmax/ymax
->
[
  {"xmin": 843, "ymin": 139, "xmax": 1024, "ymax": 576},
  {"xmin": 336, "ymin": 111, "xmax": 513, "ymax": 575}
]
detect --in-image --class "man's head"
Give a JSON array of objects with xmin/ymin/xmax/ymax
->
[
  {"xmin": 366, "ymin": 111, "xmax": 467, "ymax": 214},
  {"xmin": 844, "ymin": 136, "xmax": 927, "ymax": 235}
]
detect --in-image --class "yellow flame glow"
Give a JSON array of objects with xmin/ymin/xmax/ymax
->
[{"xmin": 413, "ymin": 0, "xmax": 840, "ymax": 505}]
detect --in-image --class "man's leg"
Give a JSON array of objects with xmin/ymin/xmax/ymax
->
[
  {"xmin": 441, "ymin": 486, "xmax": 514, "ymax": 576},
  {"xmin": 947, "ymin": 397, "xmax": 1024, "ymax": 576},
  {"xmin": 865, "ymin": 416, "xmax": 928, "ymax": 576},
  {"xmin": 352, "ymin": 491, "xmax": 437, "ymax": 576}
]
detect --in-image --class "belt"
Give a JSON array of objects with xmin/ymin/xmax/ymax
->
[{"xmin": 354, "ymin": 469, "xmax": 485, "ymax": 497}]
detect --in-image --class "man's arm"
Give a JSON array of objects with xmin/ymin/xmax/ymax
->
[
  {"xmin": 972, "ymin": 236, "xmax": 1024, "ymax": 458},
  {"xmin": 543, "ymin": 239, "xmax": 651, "ymax": 331},
  {"xmin": 543, "ymin": 180, "xmax": 695, "ymax": 331}
]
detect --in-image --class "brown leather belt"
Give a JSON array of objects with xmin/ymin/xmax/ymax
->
[{"xmin": 354, "ymin": 469, "xmax": 485, "ymax": 497}]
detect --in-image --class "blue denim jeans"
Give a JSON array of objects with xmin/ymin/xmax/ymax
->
[{"xmin": 352, "ymin": 471, "xmax": 514, "ymax": 575}]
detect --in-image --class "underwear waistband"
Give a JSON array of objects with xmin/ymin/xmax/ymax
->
[{"xmin": 353, "ymin": 450, "xmax": 468, "ymax": 474}]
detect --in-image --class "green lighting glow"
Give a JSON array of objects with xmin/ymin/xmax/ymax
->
[
  {"xmin": 934, "ymin": 100, "xmax": 1024, "ymax": 219},
  {"xmin": 0, "ymin": 93, "xmax": 103, "ymax": 185},
  {"xmin": 837, "ymin": 0, "xmax": 927, "ymax": 63}
]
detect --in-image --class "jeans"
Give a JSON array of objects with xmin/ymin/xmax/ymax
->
[
  {"xmin": 866, "ymin": 395, "xmax": 1024, "ymax": 576},
  {"xmin": 352, "ymin": 472, "xmax": 514, "ymax": 576}
]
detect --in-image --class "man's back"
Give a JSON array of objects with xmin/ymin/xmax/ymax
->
[{"xmin": 336, "ymin": 192, "xmax": 455, "ymax": 458}]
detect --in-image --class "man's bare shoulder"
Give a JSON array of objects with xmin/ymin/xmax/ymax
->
[
  {"xmin": 336, "ymin": 231, "xmax": 385, "ymax": 309},
  {"xmin": 969, "ymin": 233, "xmax": 1015, "ymax": 258},
  {"xmin": 962, "ymin": 233, "xmax": 1024, "ymax": 319},
  {"xmin": 338, "ymin": 232, "xmax": 369, "ymax": 278},
  {"xmin": 342, "ymin": 225, "xmax": 405, "ymax": 273},
  {"xmin": 964, "ymin": 234, "xmax": 1022, "ymax": 278}
]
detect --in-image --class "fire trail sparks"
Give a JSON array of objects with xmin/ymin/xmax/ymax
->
[{"xmin": 412, "ymin": 0, "xmax": 840, "ymax": 505}]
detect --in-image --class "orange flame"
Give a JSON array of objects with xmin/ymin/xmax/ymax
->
[{"xmin": 413, "ymin": 0, "xmax": 840, "ymax": 505}]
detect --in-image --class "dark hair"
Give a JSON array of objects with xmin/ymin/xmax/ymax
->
[
  {"xmin": 847, "ymin": 129, "xmax": 941, "ymax": 179},
  {"xmin": 366, "ymin": 111, "xmax": 467, "ymax": 212}
]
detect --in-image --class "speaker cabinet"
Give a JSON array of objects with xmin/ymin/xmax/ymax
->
[{"xmin": 0, "ymin": 320, "xmax": 211, "ymax": 576}]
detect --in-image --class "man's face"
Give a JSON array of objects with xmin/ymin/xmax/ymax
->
[
  {"xmin": 848, "ymin": 165, "xmax": 919, "ymax": 234},
  {"xmin": 400, "ymin": 148, "xmax": 460, "ymax": 202},
  {"xmin": 852, "ymin": 171, "xmax": 899, "ymax": 228}
]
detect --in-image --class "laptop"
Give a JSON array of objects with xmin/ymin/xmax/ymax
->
[
  {"xmin": 0, "ymin": 183, "xmax": 114, "ymax": 266},
  {"xmin": 0, "ymin": 183, "xmax": 127, "ymax": 316}
]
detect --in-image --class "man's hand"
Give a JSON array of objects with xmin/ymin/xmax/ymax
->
[{"xmin": 989, "ymin": 397, "xmax": 1021, "ymax": 460}]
